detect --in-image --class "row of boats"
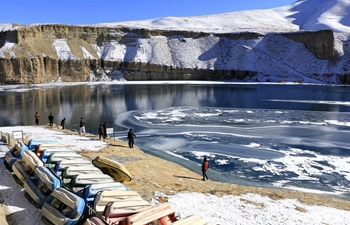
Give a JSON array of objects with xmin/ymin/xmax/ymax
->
[{"xmin": 4, "ymin": 137, "xmax": 208, "ymax": 225}]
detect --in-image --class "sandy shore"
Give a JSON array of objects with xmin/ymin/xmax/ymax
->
[
  {"xmin": 1, "ymin": 125, "xmax": 350, "ymax": 225},
  {"xmin": 49, "ymin": 128, "xmax": 350, "ymax": 211}
]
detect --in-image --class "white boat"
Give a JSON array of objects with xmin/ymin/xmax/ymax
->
[
  {"xmin": 70, "ymin": 174, "xmax": 115, "ymax": 193},
  {"xmin": 42, "ymin": 187, "xmax": 85, "ymax": 225},
  {"xmin": 61, "ymin": 165, "xmax": 103, "ymax": 186},
  {"xmin": 93, "ymin": 190, "xmax": 143, "ymax": 213},
  {"xmin": 103, "ymin": 200, "xmax": 151, "ymax": 225},
  {"xmin": 12, "ymin": 150, "xmax": 44, "ymax": 183},
  {"xmin": 24, "ymin": 166, "xmax": 61, "ymax": 207},
  {"xmin": 46, "ymin": 152, "xmax": 86, "ymax": 169},
  {"xmin": 54, "ymin": 160, "xmax": 94, "ymax": 177},
  {"xmin": 82, "ymin": 182, "xmax": 129, "ymax": 206}
]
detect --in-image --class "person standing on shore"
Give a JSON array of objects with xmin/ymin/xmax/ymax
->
[
  {"xmin": 60, "ymin": 118, "xmax": 66, "ymax": 129},
  {"xmin": 127, "ymin": 128, "xmax": 136, "ymax": 148},
  {"xmin": 48, "ymin": 113, "xmax": 54, "ymax": 127},
  {"xmin": 34, "ymin": 112, "xmax": 40, "ymax": 125},
  {"xmin": 201, "ymin": 157, "xmax": 209, "ymax": 181},
  {"xmin": 79, "ymin": 117, "xmax": 86, "ymax": 135},
  {"xmin": 98, "ymin": 124, "xmax": 105, "ymax": 140},
  {"xmin": 103, "ymin": 122, "xmax": 107, "ymax": 139}
]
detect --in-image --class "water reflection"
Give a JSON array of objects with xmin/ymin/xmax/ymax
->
[{"xmin": 1, "ymin": 82, "xmax": 350, "ymax": 196}]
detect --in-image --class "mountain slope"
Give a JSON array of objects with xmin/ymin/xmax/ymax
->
[
  {"xmin": 91, "ymin": 0, "xmax": 350, "ymax": 33},
  {"xmin": 0, "ymin": 0, "xmax": 350, "ymax": 84}
]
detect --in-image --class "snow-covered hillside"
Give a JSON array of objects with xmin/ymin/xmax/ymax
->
[
  {"xmin": 1, "ymin": 0, "xmax": 350, "ymax": 84},
  {"xmin": 93, "ymin": 0, "xmax": 350, "ymax": 33}
]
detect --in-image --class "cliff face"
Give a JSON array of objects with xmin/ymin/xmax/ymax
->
[{"xmin": 0, "ymin": 24, "xmax": 347, "ymax": 84}]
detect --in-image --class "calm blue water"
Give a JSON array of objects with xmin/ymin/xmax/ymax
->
[{"xmin": 1, "ymin": 82, "xmax": 350, "ymax": 197}]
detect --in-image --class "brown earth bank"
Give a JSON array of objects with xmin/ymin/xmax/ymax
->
[{"xmin": 52, "ymin": 126, "xmax": 350, "ymax": 210}]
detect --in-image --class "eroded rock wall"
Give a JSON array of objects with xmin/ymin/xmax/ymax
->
[{"xmin": 0, "ymin": 24, "xmax": 344, "ymax": 84}]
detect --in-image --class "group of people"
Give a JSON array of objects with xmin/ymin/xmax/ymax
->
[
  {"xmin": 34, "ymin": 112, "xmax": 80, "ymax": 134},
  {"xmin": 34, "ymin": 112, "xmax": 66, "ymax": 129},
  {"xmin": 35, "ymin": 112, "xmax": 210, "ymax": 181}
]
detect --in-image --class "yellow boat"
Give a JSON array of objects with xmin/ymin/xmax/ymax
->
[{"xmin": 92, "ymin": 156, "xmax": 132, "ymax": 183}]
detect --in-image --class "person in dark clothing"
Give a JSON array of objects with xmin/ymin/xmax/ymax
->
[
  {"xmin": 60, "ymin": 118, "xmax": 66, "ymax": 129},
  {"xmin": 98, "ymin": 124, "xmax": 105, "ymax": 140},
  {"xmin": 35, "ymin": 112, "xmax": 40, "ymax": 125},
  {"xmin": 79, "ymin": 118, "xmax": 86, "ymax": 135},
  {"xmin": 201, "ymin": 157, "xmax": 209, "ymax": 181},
  {"xmin": 127, "ymin": 128, "xmax": 136, "ymax": 148},
  {"xmin": 48, "ymin": 113, "xmax": 54, "ymax": 127},
  {"xmin": 103, "ymin": 122, "xmax": 107, "ymax": 139}
]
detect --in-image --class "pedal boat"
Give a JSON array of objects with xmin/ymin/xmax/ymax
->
[
  {"xmin": 24, "ymin": 166, "xmax": 61, "ymax": 207},
  {"xmin": 42, "ymin": 187, "xmax": 86, "ymax": 225},
  {"xmin": 12, "ymin": 150, "xmax": 44, "ymax": 183}
]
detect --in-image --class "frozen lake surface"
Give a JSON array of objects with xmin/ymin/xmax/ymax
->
[{"xmin": 1, "ymin": 81, "xmax": 350, "ymax": 198}]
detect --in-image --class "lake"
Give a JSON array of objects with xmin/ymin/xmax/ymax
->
[{"xmin": 1, "ymin": 81, "xmax": 350, "ymax": 198}]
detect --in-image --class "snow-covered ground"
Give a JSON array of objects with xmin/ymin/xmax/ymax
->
[{"xmin": 0, "ymin": 126, "xmax": 349, "ymax": 225}]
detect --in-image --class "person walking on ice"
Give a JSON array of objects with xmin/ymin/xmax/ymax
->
[
  {"xmin": 34, "ymin": 112, "xmax": 40, "ymax": 125},
  {"xmin": 127, "ymin": 128, "xmax": 136, "ymax": 148},
  {"xmin": 79, "ymin": 117, "xmax": 86, "ymax": 135},
  {"xmin": 201, "ymin": 157, "xmax": 209, "ymax": 181}
]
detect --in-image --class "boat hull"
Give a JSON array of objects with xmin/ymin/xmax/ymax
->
[
  {"xmin": 24, "ymin": 166, "xmax": 61, "ymax": 206},
  {"xmin": 92, "ymin": 156, "xmax": 132, "ymax": 183},
  {"xmin": 12, "ymin": 151, "xmax": 43, "ymax": 183},
  {"xmin": 82, "ymin": 182, "xmax": 129, "ymax": 206},
  {"xmin": 42, "ymin": 187, "xmax": 85, "ymax": 225}
]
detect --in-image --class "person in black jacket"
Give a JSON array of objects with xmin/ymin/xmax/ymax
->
[
  {"xmin": 60, "ymin": 118, "xmax": 66, "ymax": 129},
  {"xmin": 127, "ymin": 128, "xmax": 136, "ymax": 148},
  {"xmin": 48, "ymin": 113, "xmax": 54, "ymax": 127}
]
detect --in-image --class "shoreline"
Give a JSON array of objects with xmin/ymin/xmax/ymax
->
[
  {"xmin": 40, "ymin": 125, "xmax": 350, "ymax": 211},
  {"xmin": 2, "ymin": 125, "xmax": 350, "ymax": 212}
]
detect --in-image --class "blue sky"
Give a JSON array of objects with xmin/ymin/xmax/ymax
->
[{"xmin": 0, "ymin": 0, "xmax": 295, "ymax": 25}]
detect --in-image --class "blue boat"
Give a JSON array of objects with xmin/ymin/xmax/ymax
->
[
  {"xmin": 27, "ymin": 139, "xmax": 59, "ymax": 150},
  {"xmin": 82, "ymin": 182, "xmax": 129, "ymax": 206},
  {"xmin": 24, "ymin": 166, "xmax": 61, "ymax": 207},
  {"xmin": 5, "ymin": 142, "xmax": 29, "ymax": 168},
  {"xmin": 42, "ymin": 187, "xmax": 86, "ymax": 225},
  {"xmin": 5, "ymin": 139, "xmax": 59, "ymax": 168}
]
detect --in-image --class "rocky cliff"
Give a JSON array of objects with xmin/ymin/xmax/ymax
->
[{"xmin": 0, "ymin": 24, "xmax": 348, "ymax": 84}]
